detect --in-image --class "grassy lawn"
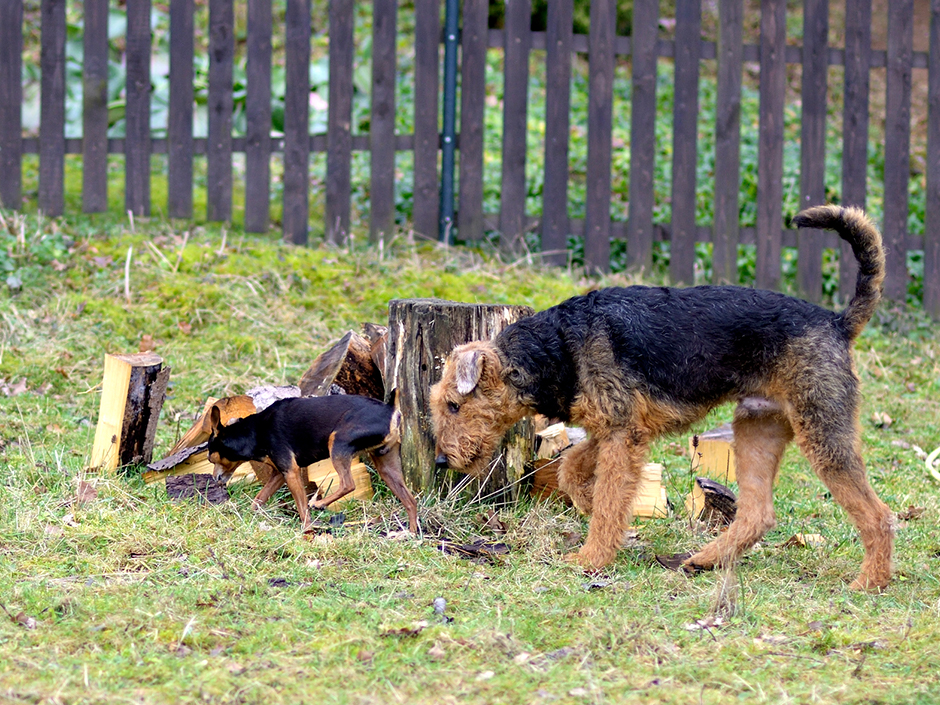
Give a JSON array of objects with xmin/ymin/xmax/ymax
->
[{"xmin": 1, "ymin": 209, "xmax": 939, "ymax": 704}]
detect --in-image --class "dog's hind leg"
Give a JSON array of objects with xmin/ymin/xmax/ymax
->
[
  {"xmin": 251, "ymin": 471, "xmax": 285, "ymax": 509},
  {"xmin": 369, "ymin": 445, "xmax": 419, "ymax": 533},
  {"xmin": 283, "ymin": 461, "xmax": 312, "ymax": 531},
  {"xmin": 791, "ymin": 410, "xmax": 894, "ymax": 591},
  {"xmin": 310, "ymin": 434, "xmax": 358, "ymax": 510},
  {"xmin": 571, "ymin": 431, "xmax": 646, "ymax": 570},
  {"xmin": 684, "ymin": 398, "xmax": 793, "ymax": 571},
  {"xmin": 557, "ymin": 437, "xmax": 599, "ymax": 514}
]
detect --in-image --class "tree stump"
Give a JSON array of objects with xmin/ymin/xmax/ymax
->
[
  {"xmin": 298, "ymin": 330, "xmax": 385, "ymax": 399},
  {"xmin": 385, "ymin": 299, "xmax": 535, "ymax": 500},
  {"xmin": 90, "ymin": 353, "xmax": 170, "ymax": 471}
]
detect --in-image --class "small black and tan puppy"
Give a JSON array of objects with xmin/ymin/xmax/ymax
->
[{"xmin": 207, "ymin": 395, "xmax": 418, "ymax": 532}]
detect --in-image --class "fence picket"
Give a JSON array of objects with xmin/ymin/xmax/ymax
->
[
  {"xmin": 584, "ymin": 0, "xmax": 615, "ymax": 273},
  {"xmin": 712, "ymin": 0, "xmax": 743, "ymax": 284},
  {"xmin": 0, "ymin": 0, "xmax": 22, "ymax": 210},
  {"xmin": 370, "ymin": 0, "xmax": 397, "ymax": 244},
  {"xmin": 457, "ymin": 0, "xmax": 488, "ymax": 242},
  {"xmin": 283, "ymin": 0, "xmax": 311, "ymax": 244},
  {"xmin": 839, "ymin": 0, "xmax": 871, "ymax": 300},
  {"xmin": 168, "ymin": 0, "xmax": 194, "ymax": 219},
  {"xmin": 797, "ymin": 0, "xmax": 828, "ymax": 302},
  {"xmin": 125, "ymin": 0, "xmax": 151, "ymax": 217},
  {"xmin": 669, "ymin": 0, "xmax": 702, "ymax": 285},
  {"xmin": 928, "ymin": 0, "xmax": 940, "ymax": 318},
  {"xmin": 82, "ymin": 0, "xmax": 108, "ymax": 213},
  {"xmin": 627, "ymin": 0, "xmax": 658, "ymax": 273},
  {"xmin": 413, "ymin": 0, "xmax": 440, "ymax": 240},
  {"xmin": 244, "ymin": 0, "xmax": 272, "ymax": 233},
  {"xmin": 883, "ymin": 0, "xmax": 914, "ymax": 302},
  {"xmin": 499, "ymin": 0, "xmax": 532, "ymax": 255},
  {"xmin": 542, "ymin": 0, "xmax": 574, "ymax": 266},
  {"xmin": 326, "ymin": 0, "xmax": 354, "ymax": 245},
  {"xmin": 756, "ymin": 0, "xmax": 786, "ymax": 290},
  {"xmin": 207, "ymin": 0, "xmax": 234, "ymax": 222},
  {"xmin": 39, "ymin": 0, "xmax": 66, "ymax": 217}
]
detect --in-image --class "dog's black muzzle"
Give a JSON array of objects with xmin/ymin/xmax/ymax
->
[{"xmin": 435, "ymin": 454, "xmax": 450, "ymax": 470}]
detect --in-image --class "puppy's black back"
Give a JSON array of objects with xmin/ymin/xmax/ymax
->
[{"xmin": 212, "ymin": 395, "xmax": 395, "ymax": 471}]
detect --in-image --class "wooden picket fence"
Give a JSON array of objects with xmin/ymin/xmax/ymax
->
[{"xmin": 0, "ymin": 0, "xmax": 938, "ymax": 315}]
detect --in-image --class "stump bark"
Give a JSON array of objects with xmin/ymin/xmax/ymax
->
[
  {"xmin": 90, "ymin": 353, "xmax": 170, "ymax": 471},
  {"xmin": 298, "ymin": 330, "xmax": 385, "ymax": 399},
  {"xmin": 385, "ymin": 298, "xmax": 535, "ymax": 500}
]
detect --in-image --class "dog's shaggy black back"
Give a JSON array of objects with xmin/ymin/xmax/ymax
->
[{"xmin": 494, "ymin": 205, "xmax": 884, "ymax": 420}]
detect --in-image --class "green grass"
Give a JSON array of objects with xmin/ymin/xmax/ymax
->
[{"xmin": 1, "ymin": 208, "xmax": 939, "ymax": 704}]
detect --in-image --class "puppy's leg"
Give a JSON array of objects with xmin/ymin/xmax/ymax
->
[
  {"xmin": 251, "ymin": 472, "xmax": 285, "ymax": 509},
  {"xmin": 282, "ymin": 461, "xmax": 312, "ymax": 531},
  {"xmin": 572, "ymin": 431, "xmax": 646, "ymax": 570},
  {"xmin": 369, "ymin": 445, "xmax": 419, "ymax": 533},
  {"xmin": 310, "ymin": 444, "xmax": 357, "ymax": 510},
  {"xmin": 557, "ymin": 437, "xmax": 599, "ymax": 514},
  {"xmin": 685, "ymin": 399, "xmax": 793, "ymax": 571}
]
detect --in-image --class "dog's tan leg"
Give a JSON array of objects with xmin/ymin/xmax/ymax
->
[
  {"xmin": 310, "ymin": 451, "xmax": 357, "ymax": 510},
  {"xmin": 684, "ymin": 400, "xmax": 793, "ymax": 571},
  {"xmin": 556, "ymin": 437, "xmax": 599, "ymax": 514},
  {"xmin": 369, "ymin": 445, "xmax": 419, "ymax": 533},
  {"xmin": 792, "ymin": 421, "xmax": 894, "ymax": 591},
  {"xmin": 283, "ymin": 462, "xmax": 312, "ymax": 531},
  {"xmin": 251, "ymin": 472, "xmax": 286, "ymax": 509},
  {"xmin": 572, "ymin": 431, "xmax": 646, "ymax": 570}
]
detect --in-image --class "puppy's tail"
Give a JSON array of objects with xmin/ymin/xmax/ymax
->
[{"xmin": 791, "ymin": 204, "xmax": 885, "ymax": 340}]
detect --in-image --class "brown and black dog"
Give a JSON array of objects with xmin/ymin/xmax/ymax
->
[
  {"xmin": 430, "ymin": 205, "xmax": 894, "ymax": 591},
  {"xmin": 208, "ymin": 395, "xmax": 418, "ymax": 532}
]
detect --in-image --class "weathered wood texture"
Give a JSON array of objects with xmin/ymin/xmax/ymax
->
[
  {"xmin": 326, "ymin": 0, "xmax": 354, "ymax": 245},
  {"xmin": 282, "ymin": 0, "xmax": 311, "ymax": 244},
  {"xmin": 168, "ymin": 0, "xmax": 195, "ymax": 219},
  {"xmin": 370, "ymin": 0, "xmax": 398, "ymax": 244},
  {"xmin": 928, "ymin": 0, "xmax": 940, "ymax": 318},
  {"xmin": 797, "ymin": 0, "xmax": 828, "ymax": 302},
  {"xmin": 82, "ymin": 0, "xmax": 109, "ymax": 213},
  {"xmin": 0, "ymin": 0, "xmax": 22, "ymax": 209},
  {"xmin": 298, "ymin": 331, "xmax": 385, "ymax": 400},
  {"xmin": 39, "ymin": 0, "xmax": 66, "ymax": 217},
  {"xmin": 457, "ymin": 0, "xmax": 489, "ymax": 241},
  {"xmin": 90, "ymin": 353, "xmax": 170, "ymax": 471},
  {"xmin": 207, "ymin": 0, "xmax": 234, "ymax": 222},
  {"xmin": 125, "ymin": 0, "xmax": 151, "ymax": 216},
  {"xmin": 412, "ymin": 0, "xmax": 440, "ymax": 239},
  {"xmin": 244, "ymin": 0, "xmax": 272, "ymax": 232},
  {"xmin": 384, "ymin": 299, "xmax": 534, "ymax": 499}
]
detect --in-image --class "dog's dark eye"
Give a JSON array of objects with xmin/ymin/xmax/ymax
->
[{"xmin": 448, "ymin": 401, "xmax": 460, "ymax": 414}]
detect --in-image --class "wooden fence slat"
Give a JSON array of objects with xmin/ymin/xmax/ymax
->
[
  {"xmin": 584, "ymin": 0, "xmax": 615, "ymax": 273},
  {"xmin": 370, "ymin": 0, "xmax": 397, "ymax": 244},
  {"xmin": 125, "ymin": 0, "xmax": 151, "ymax": 217},
  {"xmin": 882, "ymin": 0, "xmax": 913, "ymax": 302},
  {"xmin": 928, "ymin": 0, "xmax": 940, "ymax": 318},
  {"xmin": 797, "ymin": 0, "xmax": 828, "ymax": 302},
  {"xmin": 0, "ymin": 0, "xmax": 23, "ymax": 210},
  {"xmin": 669, "ymin": 0, "xmax": 702, "ymax": 285},
  {"xmin": 755, "ymin": 0, "xmax": 786, "ymax": 290},
  {"xmin": 207, "ymin": 0, "xmax": 234, "ymax": 222},
  {"xmin": 499, "ymin": 0, "xmax": 532, "ymax": 255},
  {"xmin": 457, "ymin": 0, "xmax": 488, "ymax": 242},
  {"xmin": 82, "ymin": 0, "xmax": 108, "ymax": 213},
  {"xmin": 541, "ymin": 0, "xmax": 573, "ymax": 266},
  {"xmin": 712, "ymin": 0, "xmax": 743, "ymax": 284},
  {"xmin": 245, "ymin": 0, "xmax": 272, "ymax": 233},
  {"xmin": 627, "ymin": 0, "xmax": 658, "ymax": 273},
  {"xmin": 326, "ymin": 0, "xmax": 354, "ymax": 245},
  {"xmin": 40, "ymin": 0, "xmax": 66, "ymax": 217},
  {"xmin": 839, "ymin": 0, "xmax": 870, "ymax": 300},
  {"xmin": 283, "ymin": 0, "xmax": 311, "ymax": 244},
  {"xmin": 168, "ymin": 0, "xmax": 194, "ymax": 219},
  {"xmin": 412, "ymin": 0, "xmax": 440, "ymax": 239}
]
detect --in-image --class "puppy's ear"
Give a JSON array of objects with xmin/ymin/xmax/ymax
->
[
  {"xmin": 455, "ymin": 349, "xmax": 484, "ymax": 395},
  {"xmin": 208, "ymin": 405, "xmax": 222, "ymax": 436}
]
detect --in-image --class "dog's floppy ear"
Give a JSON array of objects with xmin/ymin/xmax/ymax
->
[
  {"xmin": 208, "ymin": 405, "xmax": 222, "ymax": 436},
  {"xmin": 455, "ymin": 348, "xmax": 484, "ymax": 395}
]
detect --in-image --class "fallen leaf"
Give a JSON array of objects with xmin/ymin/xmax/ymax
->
[
  {"xmin": 177, "ymin": 321, "xmax": 193, "ymax": 335},
  {"xmin": 380, "ymin": 621, "xmax": 428, "ymax": 638},
  {"xmin": 871, "ymin": 411, "xmax": 893, "ymax": 429},
  {"xmin": 92, "ymin": 255, "xmax": 113, "ymax": 268},
  {"xmin": 139, "ymin": 334, "xmax": 156, "ymax": 352},
  {"xmin": 897, "ymin": 506, "xmax": 925, "ymax": 521},
  {"xmin": 61, "ymin": 513, "xmax": 79, "ymax": 528},
  {"xmin": 478, "ymin": 508, "xmax": 507, "ymax": 535},
  {"xmin": 427, "ymin": 644, "xmax": 446, "ymax": 660},
  {"xmin": 476, "ymin": 671, "xmax": 495, "ymax": 681},
  {"xmin": 781, "ymin": 533, "xmax": 827, "ymax": 549},
  {"xmin": 15, "ymin": 612, "xmax": 37, "ymax": 630},
  {"xmin": 655, "ymin": 551, "xmax": 695, "ymax": 571},
  {"xmin": 437, "ymin": 539, "xmax": 509, "ymax": 563},
  {"xmin": 75, "ymin": 480, "xmax": 98, "ymax": 505},
  {"xmin": 226, "ymin": 661, "xmax": 246, "ymax": 675},
  {"xmin": 357, "ymin": 650, "xmax": 374, "ymax": 663},
  {"xmin": 684, "ymin": 616, "xmax": 725, "ymax": 631}
]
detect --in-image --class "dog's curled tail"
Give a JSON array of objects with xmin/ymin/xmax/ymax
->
[{"xmin": 792, "ymin": 204, "xmax": 885, "ymax": 340}]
